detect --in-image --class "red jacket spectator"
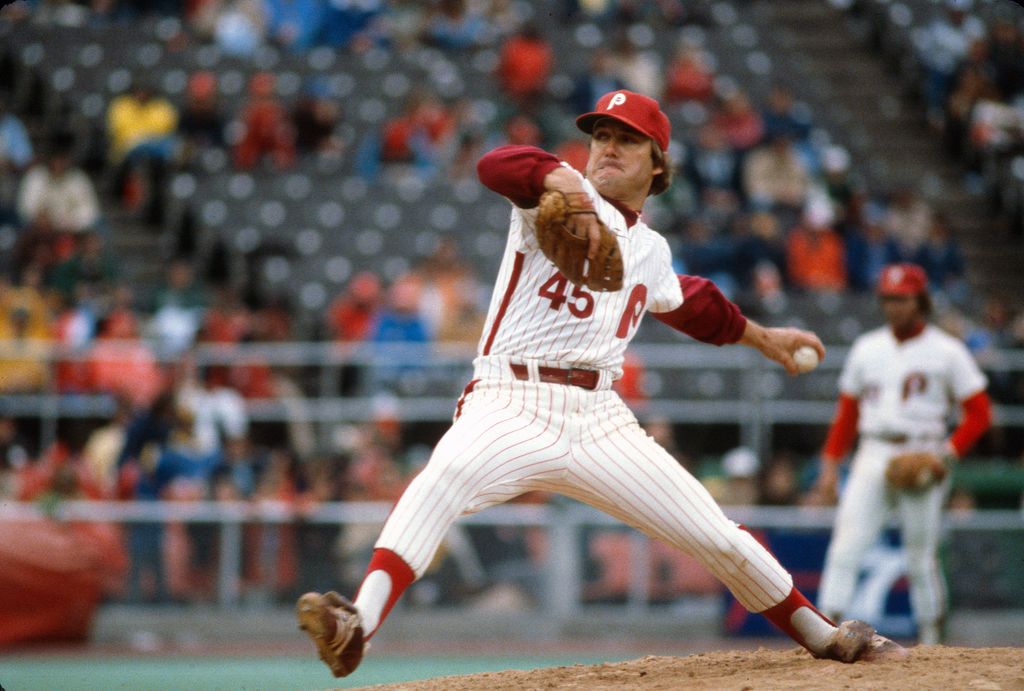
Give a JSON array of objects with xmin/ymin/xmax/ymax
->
[
  {"xmin": 496, "ymin": 24, "xmax": 552, "ymax": 105},
  {"xmin": 234, "ymin": 72, "xmax": 296, "ymax": 170},
  {"xmin": 327, "ymin": 271, "xmax": 382, "ymax": 342},
  {"xmin": 665, "ymin": 45, "xmax": 715, "ymax": 103},
  {"xmin": 380, "ymin": 90, "xmax": 456, "ymax": 163}
]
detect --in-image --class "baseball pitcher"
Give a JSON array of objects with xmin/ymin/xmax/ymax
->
[
  {"xmin": 813, "ymin": 263, "xmax": 992, "ymax": 645},
  {"xmin": 297, "ymin": 90, "xmax": 907, "ymax": 677}
]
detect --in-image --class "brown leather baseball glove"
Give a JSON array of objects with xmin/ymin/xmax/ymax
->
[
  {"xmin": 885, "ymin": 451, "xmax": 948, "ymax": 491},
  {"xmin": 535, "ymin": 190, "xmax": 624, "ymax": 292}
]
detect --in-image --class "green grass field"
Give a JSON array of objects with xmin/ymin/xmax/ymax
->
[{"xmin": 0, "ymin": 653, "xmax": 633, "ymax": 690}]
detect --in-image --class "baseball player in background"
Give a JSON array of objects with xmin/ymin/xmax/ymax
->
[
  {"xmin": 812, "ymin": 263, "xmax": 992, "ymax": 645},
  {"xmin": 297, "ymin": 90, "xmax": 906, "ymax": 678}
]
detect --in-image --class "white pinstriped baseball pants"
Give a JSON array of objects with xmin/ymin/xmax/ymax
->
[
  {"xmin": 818, "ymin": 438, "xmax": 950, "ymax": 625},
  {"xmin": 375, "ymin": 378, "xmax": 794, "ymax": 613}
]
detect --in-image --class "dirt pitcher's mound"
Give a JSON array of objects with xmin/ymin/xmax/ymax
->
[{"xmin": 358, "ymin": 646, "xmax": 1024, "ymax": 690}]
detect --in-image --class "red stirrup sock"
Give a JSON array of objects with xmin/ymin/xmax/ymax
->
[
  {"xmin": 761, "ymin": 586, "xmax": 837, "ymax": 654},
  {"xmin": 353, "ymin": 548, "xmax": 416, "ymax": 639}
]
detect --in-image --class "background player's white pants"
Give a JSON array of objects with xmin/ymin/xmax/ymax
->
[
  {"xmin": 376, "ymin": 379, "xmax": 794, "ymax": 613},
  {"xmin": 818, "ymin": 438, "xmax": 950, "ymax": 625}
]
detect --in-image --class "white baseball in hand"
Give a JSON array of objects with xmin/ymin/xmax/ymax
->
[{"xmin": 793, "ymin": 345, "xmax": 820, "ymax": 373}]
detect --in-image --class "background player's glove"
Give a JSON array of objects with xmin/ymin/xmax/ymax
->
[
  {"xmin": 535, "ymin": 190, "xmax": 624, "ymax": 292},
  {"xmin": 885, "ymin": 451, "xmax": 948, "ymax": 491}
]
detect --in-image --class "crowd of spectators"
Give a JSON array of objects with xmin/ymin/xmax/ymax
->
[
  {"xmin": 2, "ymin": 0, "xmax": 1024, "ymax": 607},
  {"xmin": 877, "ymin": 0, "xmax": 1024, "ymax": 227}
]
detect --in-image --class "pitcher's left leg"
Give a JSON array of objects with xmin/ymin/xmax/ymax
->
[{"xmin": 566, "ymin": 409, "xmax": 904, "ymax": 662}]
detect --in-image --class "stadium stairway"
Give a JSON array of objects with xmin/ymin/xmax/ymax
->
[{"xmin": 758, "ymin": 0, "xmax": 1024, "ymax": 303}]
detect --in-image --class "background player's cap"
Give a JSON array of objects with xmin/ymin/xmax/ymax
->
[
  {"xmin": 877, "ymin": 263, "xmax": 927, "ymax": 296},
  {"xmin": 576, "ymin": 90, "xmax": 671, "ymax": 152}
]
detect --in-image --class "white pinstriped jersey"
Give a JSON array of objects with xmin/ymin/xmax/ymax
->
[
  {"xmin": 473, "ymin": 164, "xmax": 682, "ymax": 380},
  {"xmin": 838, "ymin": 324, "xmax": 987, "ymax": 438}
]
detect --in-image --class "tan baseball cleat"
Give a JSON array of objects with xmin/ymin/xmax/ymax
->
[
  {"xmin": 819, "ymin": 620, "xmax": 909, "ymax": 663},
  {"xmin": 296, "ymin": 591, "xmax": 366, "ymax": 677}
]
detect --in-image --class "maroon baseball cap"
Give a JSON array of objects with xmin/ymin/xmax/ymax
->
[
  {"xmin": 576, "ymin": 90, "xmax": 671, "ymax": 152},
  {"xmin": 877, "ymin": 263, "xmax": 927, "ymax": 296}
]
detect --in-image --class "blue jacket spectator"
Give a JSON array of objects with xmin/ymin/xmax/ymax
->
[
  {"xmin": 367, "ymin": 277, "xmax": 430, "ymax": 394},
  {"xmin": 265, "ymin": 0, "xmax": 325, "ymax": 53},
  {"xmin": 322, "ymin": 0, "xmax": 386, "ymax": 49},
  {"xmin": 844, "ymin": 219, "xmax": 904, "ymax": 292},
  {"xmin": 912, "ymin": 214, "xmax": 966, "ymax": 300}
]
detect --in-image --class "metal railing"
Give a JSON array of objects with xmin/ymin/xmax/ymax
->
[
  {"xmin": 4, "ymin": 341, "xmax": 1024, "ymax": 457},
  {"xmin": 1, "ymin": 500, "xmax": 1021, "ymax": 612}
]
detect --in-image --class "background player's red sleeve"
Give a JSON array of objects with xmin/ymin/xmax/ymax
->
[
  {"xmin": 651, "ymin": 275, "xmax": 747, "ymax": 346},
  {"xmin": 822, "ymin": 394, "xmax": 859, "ymax": 463},
  {"xmin": 948, "ymin": 390, "xmax": 992, "ymax": 457},
  {"xmin": 476, "ymin": 145, "xmax": 563, "ymax": 208}
]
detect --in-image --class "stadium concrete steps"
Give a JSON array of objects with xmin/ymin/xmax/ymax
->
[
  {"xmin": 758, "ymin": 0, "xmax": 1024, "ymax": 302},
  {"xmin": 105, "ymin": 207, "xmax": 166, "ymax": 291}
]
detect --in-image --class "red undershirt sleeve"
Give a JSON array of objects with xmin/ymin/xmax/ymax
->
[
  {"xmin": 948, "ymin": 390, "xmax": 992, "ymax": 457},
  {"xmin": 651, "ymin": 275, "xmax": 747, "ymax": 346},
  {"xmin": 822, "ymin": 393, "xmax": 859, "ymax": 464},
  {"xmin": 476, "ymin": 145, "xmax": 563, "ymax": 208}
]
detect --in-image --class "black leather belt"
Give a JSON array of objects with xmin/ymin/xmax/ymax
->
[{"xmin": 510, "ymin": 363, "xmax": 599, "ymax": 390}]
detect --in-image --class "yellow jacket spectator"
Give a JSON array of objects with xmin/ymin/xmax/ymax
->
[{"xmin": 106, "ymin": 83, "xmax": 178, "ymax": 163}]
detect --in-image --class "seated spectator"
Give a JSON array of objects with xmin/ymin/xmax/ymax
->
[
  {"xmin": 174, "ymin": 361, "xmax": 249, "ymax": 456},
  {"xmin": 677, "ymin": 219, "xmax": 737, "ymax": 296},
  {"xmin": 421, "ymin": 0, "xmax": 487, "ymax": 50},
  {"xmin": 233, "ymin": 72, "xmax": 297, "ymax": 171},
  {"xmin": 496, "ymin": 23, "xmax": 552, "ymax": 108},
  {"xmin": 987, "ymin": 18, "xmax": 1024, "ymax": 101},
  {"xmin": 10, "ymin": 209, "xmax": 76, "ymax": 280},
  {"xmin": 86, "ymin": 309, "xmax": 164, "ymax": 409},
  {"xmin": 742, "ymin": 133, "xmax": 809, "ymax": 214},
  {"xmin": 178, "ymin": 72, "xmax": 226, "ymax": 161},
  {"xmin": 81, "ymin": 395, "xmax": 134, "ymax": 497},
  {"xmin": 711, "ymin": 89, "xmax": 765, "ymax": 152},
  {"xmin": 291, "ymin": 78, "xmax": 345, "ymax": 156},
  {"xmin": 367, "ymin": 276, "xmax": 430, "ymax": 395},
  {"xmin": 685, "ymin": 123, "xmax": 741, "ymax": 211},
  {"xmin": 914, "ymin": 0, "xmax": 985, "ymax": 128},
  {"xmin": 106, "ymin": 82, "xmax": 178, "ymax": 225},
  {"xmin": 361, "ymin": 88, "xmax": 456, "ymax": 181},
  {"xmin": 570, "ymin": 48, "xmax": 627, "ymax": 115},
  {"xmin": 148, "ymin": 258, "xmax": 208, "ymax": 357},
  {"xmin": 0, "ymin": 95, "xmax": 33, "ymax": 226},
  {"xmin": 946, "ymin": 43, "xmax": 1001, "ymax": 158},
  {"xmin": 194, "ymin": 0, "xmax": 268, "ymax": 57},
  {"xmin": 327, "ymin": 271, "xmax": 383, "ymax": 342},
  {"xmin": 321, "ymin": 0, "xmax": 387, "ymax": 51},
  {"xmin": 435, "ymin": 289, "xmax": 485, "ymax": 348},
  {"xmin": 884, "ymin": 187, "xmax": 933, "ymax": 254},
  {"xmin": 414, "ymin": 236, "xmax": 479, "ymax": 338},
  {"xmin": 786, "ymin": 201, "xmax": 847, "ymax": 292},
  {"xmin": 0, "ymin": 414, "xmax": 32, "ymax": 498},
  {"xmin": 664, "ymin": 42, "xmax": 715, "ymax": 104},
  {"xmin": 913, "ymin": 213, "xmax": 966, "ymax": 300},
  {"xmin": 760, "ymin": 84, "xmax": 812, "ymax": 143},
  {"xmin": 52, "ymin": 286, "xmax": 101, "ymax": 393},
  {"xmin": 47, "ymin": 231, "xmax": 118, "ymax": 302},
  {"xmin": 17, "ymin": 134, "xmax": 100, "ymax": 235},
  {"xmin": 0, "ymin": 273, "xmax": 53, "ymax": 394},
  {"xmin": 199, "ymin": 285, "xmax": 252, "ymax": 345},
  {"xmin": 844, "ymin": 207, "xmax": 903, "ymax": 292},
  {"xmin": 734, "ymin": 211, "xmax": 787, "ymax": 290},
  {"xmin": 264, "ymin": 0, "xmax": 325, "ymax": 53},
  {"xmin": 608, "ymin": 31, "xmax": 661, "ymax": 97},
  {"xmin": 820, "ymin": 146, "xmax": 854, "ymax": 223}
]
